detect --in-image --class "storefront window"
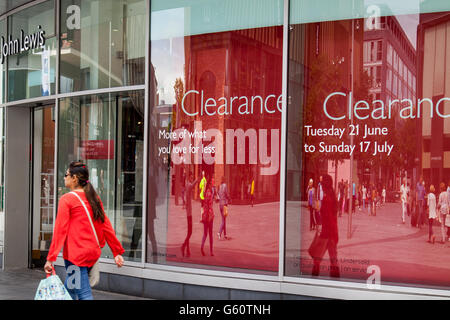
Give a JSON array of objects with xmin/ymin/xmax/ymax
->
[
  {"xmin": 286, "ymin": 0, "xmax": 450, "ymax": 290},
  {"xmin": 58, "ymin": 91, "xmax": 144, "ymax": 262},
  {"xmin": 7, "ymin": 0, "xmax": 56, "ymax": 101},
  {"xmin": 59, "ymin": 0, "xmax": 146, "ymax": 93},
  {"xmin": 147, "ymin": 0, "xmax": 283, "ymax": 273}
]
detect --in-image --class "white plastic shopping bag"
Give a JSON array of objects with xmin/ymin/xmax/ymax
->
[{"xmin": 34, "ymin": 268, "xmax": 72, "ymax": 300}]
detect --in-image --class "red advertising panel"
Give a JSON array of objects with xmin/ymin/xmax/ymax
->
[
  {"xmin": 286, "ymin": 9, "xmax": 450, "ymax": 289},
  {"xmin": 148, "ymin": 22, "xmax": 283, "ymax": 272}
]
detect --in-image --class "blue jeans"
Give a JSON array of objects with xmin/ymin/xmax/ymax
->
[{"xmin": 64, "ymin": 260, "xmax": 93, "ymax": 300}]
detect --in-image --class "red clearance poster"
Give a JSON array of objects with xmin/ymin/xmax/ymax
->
[
  {"xmin": 286, "ymin": 11, "xmax": 450, "ymax": 289},
  {"xmin": 151, "ymin": 26, "xmax": 283, "ymax": 272}
]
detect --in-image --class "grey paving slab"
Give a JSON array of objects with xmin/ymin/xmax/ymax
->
[{"xmin": 0, "ymin": 268, "xmax": 150, "ymax": 300}]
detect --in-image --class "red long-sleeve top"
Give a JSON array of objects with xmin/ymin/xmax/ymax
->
[{"xmin": 47, "ymin": 190, "xmax": 125, "ymax": 267}]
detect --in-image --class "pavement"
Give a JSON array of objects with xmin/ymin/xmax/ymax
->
[{"xmin": 0, "ymin": 268, "xmax": 150, "ymax": 300}]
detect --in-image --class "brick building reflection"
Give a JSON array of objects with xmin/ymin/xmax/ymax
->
[
  {"xmin": 177, "ymin": 27, "xmax": 283, "ymax": 204},
  {"xmin": 417, "ymin": 10, "xmax": 450, "ymax": 189}
]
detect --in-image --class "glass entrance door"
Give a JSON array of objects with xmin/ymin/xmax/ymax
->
[{"xmin": 31, "ymin": 105, "xmax": 55, "ymax": 268}]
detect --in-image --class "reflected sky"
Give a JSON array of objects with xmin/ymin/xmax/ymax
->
[
  {"xmin": 396, "ymin": 14, "xmax": 419, "ymax": 48},
  {"xmin": 151, "ymin": 8, "xmax": 185, "ymax": 105}
]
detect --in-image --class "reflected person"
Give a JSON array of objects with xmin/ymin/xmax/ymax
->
[
  {"xmin": 311, "ymin": 174, "xmax": 340, "ymax": 278},
  {"xmin": 218, "ymin": 176, "xmax": 231, "ymax": 240},
  {"xmin": 201, "ymin": 182, "xmax": 215, "ymax": 256},
  {"xmin": 181, "ymin": 173, "xmax": 200, "ymax": 257}
]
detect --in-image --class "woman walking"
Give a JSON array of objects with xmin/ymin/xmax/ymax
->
[
  {"xmin": 306, "ymin": 179, "xmax": 317, "ymax": 231},
  {"xmin": 438, "ymin": 182, "xmax": 449, "ymax": 243},
  {"xmin": 427, "ymin": 185, "xmax": 436, "ymax": 244},
  {"xmin": 44, "ymin": 161, "xmax": 125, "ymax": 300},
  {"xmin": 201, "ymin": 183, "xmax": 215, "ymax": 256},
  {"xmin": 217, "ymin": 176, "xmax": 231, "ymax": 240},
  {"xmin": 181, "ymin": 173, "xmax": 200, "ymax": 257}
]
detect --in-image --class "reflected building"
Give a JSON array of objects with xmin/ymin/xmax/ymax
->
[
  {"xmin": 362, "ymin": 14, "xmax": 417, "ymax": 189},
  {"xmin": 289, "ymin": 18, "xmax": 365, "ymax": 199},
  {"xmin": 180, "ymin": 27, "xmax": 283, "ymax": 204},
  {"xmin": 417, "ymin": 11, "xmax": 450, "ymax": 188},
  {"xmin": 363, "ymin": 15, "xmax": 417, "ymax": 105}
]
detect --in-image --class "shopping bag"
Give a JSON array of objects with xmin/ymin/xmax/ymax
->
[
  {"xmin": 224, "ymin": 205, "xmax": 228, "ymax": 217},
  {"xmin": 34, "ymin": 268, "xmax": 72, "ymax": 300},
  {"xmin": 89, "ymin": 260, "xmax": 100, "ymax": 287},
  {"xmin": 308, "ymin": 231, "xmax": 328, "ymax": 260}
]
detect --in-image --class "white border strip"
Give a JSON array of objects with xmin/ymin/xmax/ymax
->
[
  {"xmin": 2, "ymin": 85, "xmax": 146, "ymax": 108},
  {"xmin": 141, "ymin": 0, "xmax": 150, "ymax": 267},
  {"xmin": 278, "ymin": 0, "xmax": 289, "ymax": 282},
  {"xmin": 0, "ymin": 0, "xmax": 49, "ymax": 21}
]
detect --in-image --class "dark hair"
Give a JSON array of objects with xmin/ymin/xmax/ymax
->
[
  {"xmin": 68, "ymin": 161, "xmax": 105, "ymax": 223},
  {"xmin": 322, "ymin": 174, "xmax": 336, "ymax": 201}
]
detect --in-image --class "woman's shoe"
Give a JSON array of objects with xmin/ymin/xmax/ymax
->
[{"xmin": 217, "ymin": 232, "xmax": 221, "ymax": 240}]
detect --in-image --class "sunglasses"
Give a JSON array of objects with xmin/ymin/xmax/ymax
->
[{"xmin": 64, "ymin": 173, "xmax": 71, "ymax": 177}]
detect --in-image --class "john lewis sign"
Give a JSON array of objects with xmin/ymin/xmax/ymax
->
[{"xmin": 0, "ymin": 25, "xmax": 46, "ymax": 64}]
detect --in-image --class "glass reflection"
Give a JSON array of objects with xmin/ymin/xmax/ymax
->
[
  {"xmin": 287, "ymin": 0, "xmax": 450, "ymax": 290},
  {"xmin": 148, "ymin": 0, "xmax": 283, "ymax": 273},
  {"xmin": 7, "ymin": 1, "xmax": 56, "ymax": 101},
  {"xmin": 58, "ymin": 91, "xmax": 144, "ymax": 262},
  {"xmin": 59, "ymin": 0, "xmax": 146, "ymax": 93}
]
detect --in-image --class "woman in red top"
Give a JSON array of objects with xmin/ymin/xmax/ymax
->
[{"xmin": 44, "ymin": 161, "xmax": 125, "ymax": 300}]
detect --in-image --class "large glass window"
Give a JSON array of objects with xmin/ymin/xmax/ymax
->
[
  {"xmin": 58, "ymin": 91, "xmax": 144, "ymax": 261},
  {"xmin": 59, "ymin": 0, "xmax": 146, "ymax": 93},
  {"xmin": 7, "ymin": 0, "xmax": 56, "ymax": 101},
  {"xmin": 147, "ymin": 0, "xmax": 283, "ymax": 273},
  {"xmin": 286, "ymin": 0, "xmax": 450, "ymax": 291}
]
